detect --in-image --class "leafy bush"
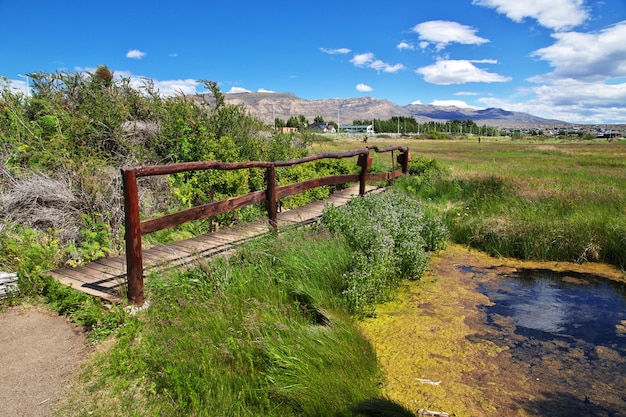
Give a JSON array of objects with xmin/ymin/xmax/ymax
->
[
  {"xmin": 0, "ymin": 224, "xmax": 60, "ymax": 295},
  {"xmin": 64, "ymin": 214, "xmax": 113, "ymax": 266},
  {"xmin": 1, "ymin": 70, "xmax": 355, "ymax": 268},
  {"xmin": 407, "ymin": 155, "xmax": 447, "ymax": 178},
  {"xmin": 276, "ymin": 158, "xmax": 353, "ymax": 209},
  {"xmin": 322, "ymin": 189, "xmax": 448, "ymax": 317},
  {"xmin": 424, "ymin": 130, "xmax": 449, "ymax": 140}
]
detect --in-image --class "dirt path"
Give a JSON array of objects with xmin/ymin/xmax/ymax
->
[{"xmin": 0, "ymin": 305, "xmax": 90, "ymax": 417}]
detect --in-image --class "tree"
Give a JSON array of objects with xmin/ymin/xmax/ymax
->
[
  {"xmin": 286, "ymin": 116, "xmax": 299, "ymax": 128},
  {"xmin": 298, "ymin": 114, "xmax": 309, "ymax": 128},
  {"xmin": 93, "ymin": 65, "xmax": 113, "ymax": 88},
  {"xmin": 274, "ymin": 118, "xmax": 286, "ymax": 128},
  {"xmin": 200, "ymin": 80, "xmax": 225, "ymax": 109},
  {"xmin": 286, "ymin": 115, "xmax": 309, "ymax": 129},
  {"xmin": 314, "ymin": 115, "xmax": 325, "ymax": 123}
]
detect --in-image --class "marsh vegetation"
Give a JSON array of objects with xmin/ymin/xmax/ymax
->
[{"xmin": 2, "ymin": 70, "xmax": 625, "ymax": 415}]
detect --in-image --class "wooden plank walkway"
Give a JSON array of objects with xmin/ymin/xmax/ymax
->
[{"xmin": 47, "ymin": 185, "xmax": 378, "ymax": 304}]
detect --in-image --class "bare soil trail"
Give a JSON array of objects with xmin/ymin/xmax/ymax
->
[{"xmin": 0, "ymin": 305, "xmax": 90, "ymax": 417}]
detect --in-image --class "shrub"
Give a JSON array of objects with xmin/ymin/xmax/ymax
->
[
  {"xmin": 322, "ymin": 189, "xmax": 447, "ymax": 317},
  {"xmin": 2, "ymin": 71, "xmax": 355, "ymax": 269},
  {"xmin": 0, "ymin": 224, "xmax": 60, "ymax": 295}
]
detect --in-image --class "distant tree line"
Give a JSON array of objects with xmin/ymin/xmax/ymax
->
[
  {"xmin": 354, "ymin": 117, "xmax": 500, "ymax": 136},
  {"xmin": 274, "ymin": 114, "xmax": 501, "ymax": 136}
]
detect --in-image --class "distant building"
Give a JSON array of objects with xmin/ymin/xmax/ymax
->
[
  {"xmin": 339, "ymin": 124, "xmax": 374, "ymax": 134},
  {"xmin": 277, "ymin": 126, "xmax": 299, "ymax": 133},
  {"xmin": 597, "ymin": 129, "xmax": 622, "ymax": 139},
  {"xmin": 307, "ymin": 122, "xmax": 336, "ymax": 133}
]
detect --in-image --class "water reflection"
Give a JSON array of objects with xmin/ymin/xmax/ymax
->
[
  {"xmin": 476, "ymin": 269, "xmax": 626, "ymax": 351},
  {"xmin": 508, "ymin": 278, "xmax": 567, "ymax": 333},
  {"xmin": 469, "ymin": 267, "xmax": 626, "ymax": 415}
]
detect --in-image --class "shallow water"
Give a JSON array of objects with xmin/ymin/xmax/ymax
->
[
  {"xmin": 478, "ymin": 269, "xmax": 626, "ymax": 350},
  {"xmin": 359, "ymin": 245, "xmax": 626, "ymax": 416},
  {"xmin": 473, "ymin": 267, "xmax": 626, "ymax": 416}
]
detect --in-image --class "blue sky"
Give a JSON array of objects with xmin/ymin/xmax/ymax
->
[{"xmin": 1, "ymin": 0, "xmax": 625, "ymax": 124}]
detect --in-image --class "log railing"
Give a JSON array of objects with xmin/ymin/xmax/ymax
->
[{"xmin": 121, "ymin": 145, "xmax": 410, "ymax": 305}]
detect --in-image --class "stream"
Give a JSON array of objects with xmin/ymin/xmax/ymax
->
[{"xmin": 359, "ymin": 244, "xmax": 626, "ymax": 417}]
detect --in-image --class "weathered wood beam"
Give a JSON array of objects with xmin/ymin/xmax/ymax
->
[
  {"xmin": 275, "ymin": 174, "xmax": 360, "ymax": 200},
  {"xmin": 140, "ymin": 190, "xmax": 267, "ymax": 235}
]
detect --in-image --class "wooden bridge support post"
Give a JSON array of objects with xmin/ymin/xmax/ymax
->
[
  {"xmin": 399, "ymin": 149, "xmax": 410, "ymax": 174},
  {"xmin": 358, "ymin": 150, "xmax": 372, "ymax": 196},
  {"xmin": 266, "ymin": 165, "xmax": 278, "ymax": 233},
  {"xmin": 121, "ymin": 168, "xmax": 145, "ymax": 306}
]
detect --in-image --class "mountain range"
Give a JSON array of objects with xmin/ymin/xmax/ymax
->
[{"xmin": 220, "ymin": 92, "xmax": 568, "ymax": 128}]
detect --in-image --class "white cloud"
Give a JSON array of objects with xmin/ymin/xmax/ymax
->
[
  {"xmin": 529, "ymin": 21, "xmax": 626, "ymax": 82},
  {"xmin": 350, "ymin": 53, "xmax": 405, "ymax": 73},
  {"xmin": 107, "ymin": 70, "xmax": 198, "ymax": 96},
  {"xmin": 416, "ymin": 59, "xmax": 512, "ymax": 85},
  {"xmin": 320, "ymin": 47, "xmax": 351, "ymax": 55},
  {"xmin": 412, "ymin": 21, "xmax": 489, "ymax": 51},
  {"xmin": 6, "ymin": 78, "xmax": 29, "ymax": 96},
  {"xmin": 152, "ymin": 79, "xmax": 198, "ymax": 96},
  {"xmin": 479, "ymin": 80, "xmax": 626, "ymax": 123},
  {"xmin": 411, "ymin": 99, "xmax": 423, "ymax": 105},
  {"xmin": 472, "ymin": 0, "xmax": 588, "ymax": 31},
  {"xmin": 397, "ymin": 42, "xmax": 415, "ymax": 51},
  {"xmin": 371, "ymin": 60, "xmax": 405, "ymax": 73},
  {"xmin": 529, "ymin": 80, "xmax": 626, "ymax": 108},
  {"xmin": 126, "ymin": 49, "xmax": 147, "ymax": 59},
  {"xmin": 356, "ymin": 83, "xmax": 373, "ymax": 92},
  {"xmin": 430, "ymin": 99, "xmax": 478, "ymax": 108},
  {"xmin": 257, "ymin": 88, "xmax": 275, "ymax": 93},
  {"xmin": 455, "ymin": 91, "xmax": 480, "ymax": 96},
  {"xmin": 227, "ymin": 86, "xmax": 251, "ymax": 94},
  {"xmin": 472, "ymin": 59, "xmax": 499, "ymax": 64},
  {"xmin": 351, "ymin": 53, "xmax": 375, "ymax": 67}
]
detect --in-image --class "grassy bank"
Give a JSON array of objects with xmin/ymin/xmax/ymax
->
[
  {"xmin": 57, "ymin": 231, "xmax": 379, "ymax": 416},
  {"xmin": 57, "ymin": 190, "xmax": 447, "ymax": 416},
  {"xmin": 317, "ymin": 137, "xmax": 626, "ymax": 269}
]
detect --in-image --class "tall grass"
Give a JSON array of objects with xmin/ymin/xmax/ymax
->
[
  {"xmin": 58, "ymin": 185, "xmax": 450, "ymax": 416},
  {"xmin": 391, "ymin": 139, "xmax": 626, "ymax": 269},
  {"xmin": 58, "ymin": 231, "xmax": 382, "ymax": 417}
]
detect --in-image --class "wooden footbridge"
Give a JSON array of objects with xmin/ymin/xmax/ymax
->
[
  {"xmin": 47, "ymin": 146, "xmax": 410, "ymax": 306},
  {"xmin": 47, "ymin": 185, "xmax": 377, "ymax": 304}
]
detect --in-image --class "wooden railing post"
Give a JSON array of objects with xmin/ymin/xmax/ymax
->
[
  {"xmin": 266, "ymin": 164, "xmax": 277, "ymax": 233},
  {"xmin": 357, "ymin": 150, "xmax": 372, "ymax": 196},
  {"xmin": 121, "ymin": 168, "xmax": 144, "ymax": 306},
  {"xmin": 399, "ymin": 149, "xmax": 410, "ymax": 174}
]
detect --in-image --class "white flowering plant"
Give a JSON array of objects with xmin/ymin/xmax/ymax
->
[{"xmin": 322, "ymin": 189, "xmax": 448, "ymax": 317}]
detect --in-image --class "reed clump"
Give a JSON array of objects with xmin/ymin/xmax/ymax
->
[{"xmin": 395, "ymin": 139, "xmax": 626, "ymax": 269}]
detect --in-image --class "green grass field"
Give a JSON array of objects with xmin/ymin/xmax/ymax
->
[{"xmin": 316, "ymin": 137, "xmax": 626, "ymax": 269}]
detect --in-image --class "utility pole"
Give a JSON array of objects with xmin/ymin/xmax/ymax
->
[{"xmin": 337, "ymin": 105, "xmax": 340, "ymax": 134}]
